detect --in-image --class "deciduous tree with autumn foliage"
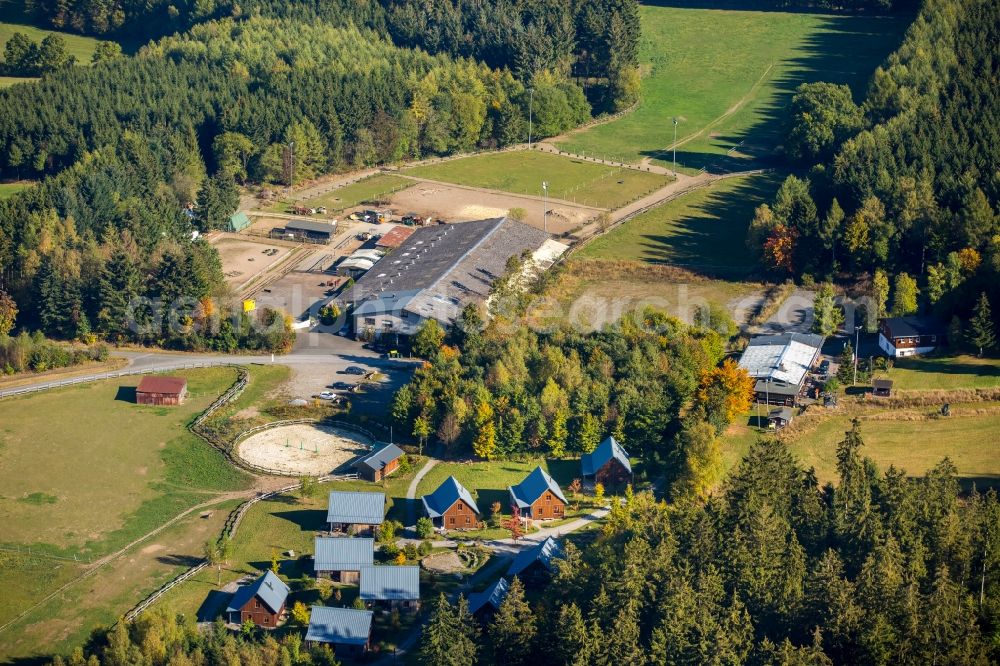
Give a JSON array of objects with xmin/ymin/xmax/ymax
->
[{"xmin": 695, "ymin": 358, "xmax": 755, "ymax": 435}]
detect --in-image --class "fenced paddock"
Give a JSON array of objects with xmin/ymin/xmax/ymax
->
[{"xmin": 235, "ymin": 422, "xmax": 374, "ymax": 476}]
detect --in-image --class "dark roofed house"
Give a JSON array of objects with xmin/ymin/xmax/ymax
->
[
  {"xmin": 314, "ymin": 537, "xmax": 373, "ymax": 583},
  {"xmin": 468, "ymin": 577, "xmax": 509, "ymax": 624},
  {"xmin": 136, "ymin": 376, "xmax": 188, "ymax": 406},
  {"xmin": 305, "ymin": 606, "xmax": 373, "ymax": 658},
  {"xmin": 581, "ymin": 436, "xmax": 632, "ymax": 488},
  {"xmin": 768, "ymin": 406, "xmax": 794, "ymax": 430},
  {"xmin": 353, "ymin": 444, "xmax": 404, "ymax": 482},
  {"xmin": 739, "ymin": 332, "xmax": 824, "ymax": 406},
  {"xmin": 280, "ymin": 219, "xmax": 337, "ymax": 244},
  {"xmin": 326, "ymin": 491, "xmax": 385, "ymax": 534},
  {"xmin": 421, "ymin": 476, "xmax": 480, "ymax": 530},
  {"xmin": 879, "ymin": 316, "xmax": 944, "ymax": 358},
  {"xmin": 225, "ymin": 570, "xmax": 289, "ymax": 628},
  {"xmin": 507, "ymin": 537, "xmax": 564, "ymax": 586},
  {"xmin": 359, "ymin": 566, "xmax": 421, "ymax": 610},
  {"xmin": 509, "ymin": 466, "xmax": 567, "ymax": 521},
  {"xmin": 872, "ymin": 378, "xmax": 894, "ymax": 397}
]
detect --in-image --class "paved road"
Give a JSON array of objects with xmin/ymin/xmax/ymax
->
[{"xmin": 755, "ymin": 288, "xmax": 816, "ymax": 335}]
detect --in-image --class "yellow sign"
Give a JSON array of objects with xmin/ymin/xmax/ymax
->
[{"xmin": 242, "ymin": 299, "xmax": 256, "ymax": 313}]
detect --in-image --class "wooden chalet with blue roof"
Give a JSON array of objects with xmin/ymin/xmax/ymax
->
[
  {"xmin": 508, "ymin": 466, "xmax": 567, "ymax": 520},
  {"xmin": 581, "ymin": 436, "xmax": 632, "ymax": 488},
  {"xmin": 468, "ymin": 577, "xmax": 509, "ymax": 623},
  {"xmin": 421, "ymin": 475, "xmax": 480, "ymax": 530},
  {"xmin": 507, "ymin": 536, "xmax": 565, "ymax": 587},
  {"xmin": 225, "ymin": 570, "xmax": 289, "ymax": 628}
]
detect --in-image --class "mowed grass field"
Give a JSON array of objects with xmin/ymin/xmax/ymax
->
[
  {"xmin": 0, "ymin": 367, "xmax": 249, "ymax": 557},
  {"xmin": 0, "ymin": 181, "xmax": 32, "ymax": 198},
  {"xmin": 579, "ymin": 172, "xmax": 782, "ymax": 276},
  {"xmin": 881, "ymin": 355, "xmax": 1000, "ymax": 390},
  {"xmin": 0, "ymin": 21, "xmax": 107, "ymax": 86},
  {"xmin": 265, "ymin": 173, "xmax": 415, "ymax": 214},
  {"xmin": 405, "ymin": 151, "xmax": 672, "ymax": 210},
  {"xmin": 556, "ymin": 6, "xmax": 908, "ymax": 171}
]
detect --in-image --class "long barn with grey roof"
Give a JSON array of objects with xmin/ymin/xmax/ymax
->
[
  {"xmin": 305, "ymin": 606, "xmax": 373, "ymax": 657},
  {"xmin": 314, "ymin": 537, "xmax": 374, "ymax": 583},
  {"xmin": 326, "ymin": 491, "xmax": 385, "ymax": 534},
  {"xmin": 345, "ymin": 217, "xmax": 563, "ymax": 337},
  {"xmin": 359, "ymin": 566, "xmax": 421, "ymax": 610}
]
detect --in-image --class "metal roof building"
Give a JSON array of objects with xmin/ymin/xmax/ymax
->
[
  {"xmin": 353, "ymin": 443, "xmax": 404, "ymax": 476},
  {"xmin": 326, "ymin": 491, "xmax": 385, "ymax": 526},
  {"xmin": 375, "ymin": 225, "xmax": 416, "ymax": 250},
  {"xmin": 581, "ymin": 436, "xmax": 632, "ymax": 477},
  {"xmin": 345, "ymin": 217, "xmax": 556, "ymax": 336},
  {"xmin": 468, "ymin": 577, "xmax": 509, "ymax": 616},
  {"xmin": 305, "ymin": 606, "xmax": 373, "ymax": 645},
  {"xmin": 314, "ymin": 537, "xmax": 374, "ymax": 571},
  {"xmin": 739, "ymin": 333, "xmax": 823, "ymax": 385},
  {"xmin": 225, "ymin": 570, "xmax": 289, "ymax": 615},
  {"xmin": 359, "ymin": 566, "xmax": 420, "ymax": 601},
  {"xmin": 509, "ymin": 466, "xmax": 567, "ymax": 509},
  {"xmin": 421, "ymin": 476, "xmax": 479, "ymax": 518},
  {"xmin": 507, "ymin": 537, "xmax": 565, "ymax": 578}
]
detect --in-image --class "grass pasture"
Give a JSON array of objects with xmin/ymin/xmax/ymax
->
[
  {"xmin": 579, "ymin": 172, "xmax": 781, "ymax": 276},
  {"xmin": 556, "ymin": 6, "xmax": 908, "ymax": 171},
  {"xmin": 880, "ymin": 355, "xmax": 1000, "ymax": 390},
  {"xmin": 405, "ymin": 151, "xmax": 671, "ymax": 210},
  {"xmin": 265, "ymin": 173, "xmax": 414, "ymax": 214},
  {"xmin": 0, "ymin": 21, "xmax": 110, "ymax": 87},
  {"xmin": 0, "ymin": 367, "xmax": 249, "ymax": 558},
  {"xmin": 0, "ymin": 181, "xmax": 32, "ymax": 198}
]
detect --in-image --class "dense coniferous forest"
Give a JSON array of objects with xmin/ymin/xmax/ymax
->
[
  {"xmin": 0, "ymin": 2, "xmax": 638, "ymax": 345},
  {"xmin": 753, "ymin": 0, "xmax": 999, "ymax": 335}
]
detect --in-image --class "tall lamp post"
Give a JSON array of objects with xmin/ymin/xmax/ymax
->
[
  {"xmin": 853, "ymin": 324, "xmax": 862, "ymax": 386},
  {"xmin": 672, "ymin": 117, "xmax": 679, "ymax": 173},
  {"xmin": 287, "ymin": 141, "xmax": 295, "ymax": 186},
  {"xmin": 542, "ymin": 181, "xmax": 548, "ymax": 233},
  {"xmin": 527, "ymin": 88, "xmax": 535, "ymax": 150}
]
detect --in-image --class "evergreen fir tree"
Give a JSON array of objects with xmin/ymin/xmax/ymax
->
[
  {"xmin": 967, "ymin": 292, "xmax": 996, "ymax": 357},
  {"xmin": 488, "ymin": 576, "xmax": 536, "ymax": 666}
]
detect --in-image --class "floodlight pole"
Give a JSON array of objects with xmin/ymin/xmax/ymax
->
[
  {"xmin": 542, "ymin": 181, "xmax": 548, "ymax": 233},
  {"xmin": 672, "ymin": 118, "xmax": 678, "ymax": 173},
  {"xmin": 528, "ymin": 88, "xmax": 535, "ymax": 150},
  {"xmin": 854, "ymin": 325, "xmax": 862, "ymax": 386},
  {"xmin": 288, "ymin": 141, "xmax": 295, "ymax": 186}
]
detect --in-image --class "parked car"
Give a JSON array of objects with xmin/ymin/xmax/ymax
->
[
  {"xmin": 315, "ymin": 391, "xmax": 337, "ymax": 400},
  {"xmin": 818, "ymin": 359, "xmax": 830, "ymax": 374},
  {"xmin": 328, "ymin": 382, "xmax": 353, "ymax": 391},
  {"xmin": 343, "ymin": 366, "xmax": 366, "ymax": 375}
]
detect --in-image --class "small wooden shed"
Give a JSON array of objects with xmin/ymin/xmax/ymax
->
[
  {"xmin": 768, "ymin": 406, "xmax": 794, "ymax": 430},
  {"xmin": 872, "ymin": 378, "xmax": 893, "ymax": 397},
  {"xmin": 136, "ymin": 376, "xmax": 188, "ymax": 406}
]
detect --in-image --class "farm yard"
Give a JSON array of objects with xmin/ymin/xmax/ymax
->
[
  {"xmin": 213, "ymin": 235, "xmax": 296, "ymax": 291},
  {"xmin": 555, "ymin": 7, "xmax": 908, "ymax": 172},
  {"xmin": 404, "ymin": 150, "xmax": 672, "ymax": 210},
  {"xmin": 261, "ymin": 173, "xmax": 415, "ymax": 216}
]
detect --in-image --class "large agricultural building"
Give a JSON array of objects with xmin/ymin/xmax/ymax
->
[
  {"xmin": 343, "ymin": 216, "xmax": 565, "ymax": 338},
  {"xmin": 738, "ymin": 332, "xmax": 823, "ymax": 406},
  {"xmin": 273, "ymin": 219, "xmax": 337, "ymax": 243}
]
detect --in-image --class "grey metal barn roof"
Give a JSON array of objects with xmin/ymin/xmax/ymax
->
[
  {"xmin": 421, "ymin": 476, "xmax": 479, "ymax": 518},
  {"xmin": 359, "ymin": 565, "xmax": 420, "ymax": 600},
  {"xmin": 509, "ymin": 466, "xmax": 567, "ymax": 509},
  {"xmin": 225, "ymin": 570, "xmax": 289, "ymax": 614},
  {"xmin": 305, "ymin": 606, "xmax": 372, "ymax": 645},
  {"xmin": 740, "ymin": 332, "xmax": 823, "ymax": 389},
  {"xmin": 314, "ymin": 537, "xmax": 374, "ymax": 571},
  {"xmin": 769, "ymin": 407, "xmax": 794, "ymax": 421},
  {"xmin": 581, "ymin": 436, "xmax": 632, "ymax": 477},
  {"xmin": 354, "ymin": 443, "xmax": 404, "ymax": 473},
  {"xmin": 507, "ymin": 537, "xmax": 564, "ymax": 577},
  {"xmin": 346, "ymin": 217, "xmax": 550, "ymax": 326},
  {"xmin": 468, "ymin": 577, "xmax": 509, "ymax": 615},
  {"xmin": 326, "ymin": 491, "xmax": 385, "ymax": 525},
  {"xmin": 285, "ymin": 219, "xmax": 336, "ymax": 235}
]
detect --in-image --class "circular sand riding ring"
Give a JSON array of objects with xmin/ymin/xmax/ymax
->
[{"xmin": 235, "ymin": 423, "xmax": 374, "ymax": 476}]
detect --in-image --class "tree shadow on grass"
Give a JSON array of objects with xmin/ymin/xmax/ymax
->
[
  {"xmin": 547, "ymin": 459, "xmax": 581, "ymax": 486},
  {"xmin": 156, "ymin": 554, "xmax": 203, "ymax": 567},
  {"xmin": 477, "ymin": 489, "xmax": 508, "ymax": 515},
  {"xmin": 894, "ymin": 358, "xmax": 1000, "ymax": 379}
]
